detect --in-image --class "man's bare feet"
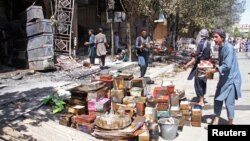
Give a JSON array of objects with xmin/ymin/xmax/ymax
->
[
  {"xmin": 228, "ymin": 119, "xmax": 233, "ymax": 125},
  {"xmin": 212, "ymin": 116, "xmax": 219, "ymax": 125},
  {"xmin": 198, "ymin": 97, "xmax": 205, "ymax": 107}
]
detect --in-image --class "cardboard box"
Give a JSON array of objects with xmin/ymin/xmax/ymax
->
[
  {"xmin": 77, "ymin": 122, "xmax": 94, "ymax": 134},
  {"xmin": 87, "ymin": 98, "xmax": 111, "ymax": 112},
  {"xmin": 123, "ymin": 96, "xmax": 135, "ymax": 105},
  {"xmin": 68, "ymin": 98, "xmax": 85, "ymax": 105},
  {"xmin": 130, "ymin": 87, "xmax": 143, "ymax": 97},
  {"xmin": 59, "ymin": 114, "xmax": 73, "ymax": 126},
  {"xmin": 87, "ymin": 87, "xmax": 108, "ymax": 101},
  {"xmin": 68, "ymin": 105, "xmax": 85, "ymax": 115},
  {"xmin": 75, "ymin": 114, "xmax": 96, "ymax": 124},
  {"xmin": 191, "ymin": 121, "xmax": 201, "ymax": 127},
  {"xmin": 119, "ymin": 73, "xmax": 134, "ymax": 80},
  {"xmin": 132, "ymin": 78, "xmax": 146, "ymax": 88},
  {"xmin": 180, "ymin": 100, "xmax": 189, "ymax": 110},
  {"xmin": 191, "ymin": 116, "xmax": 201, "ymax": 122},
  {"xmin": 138, "ymin": 130, "xmax": 150, "ymax": 141},
  {"xmin": 192, "ymin": 109, "xmax": 202, "ymax": 116},
  {"xmin": 181, "ymin": 110, "xmax": 190, "ymax": 116}
]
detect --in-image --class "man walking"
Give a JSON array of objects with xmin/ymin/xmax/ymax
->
[
  {"xmin": 135, "ymin": 28, "xmax": 152, "ymax": 77},
  {"xmin": 95, "ymin": 28, "xmax": 108, "ymax": 69},
  {"xmin": 206, "ymin": 28, "xmax": 241, "ymax": 125}
]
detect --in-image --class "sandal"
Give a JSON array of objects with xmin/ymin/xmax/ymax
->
[{"xmin": 198, "ymin": 102, "xmax": 205, "ymax": 108}]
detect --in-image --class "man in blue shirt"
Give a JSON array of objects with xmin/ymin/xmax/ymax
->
[
  {"xmin": 84, "ymin": 29, "xmax": 96, "ymax": 65},
  {"xmin": 206, "ymin": 28, "xmax": 242, "ymax": 125}
]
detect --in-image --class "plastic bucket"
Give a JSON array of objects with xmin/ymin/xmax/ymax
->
[{"xmin": 158, "ymin": 117, "xmax": 179, "ymax": 140}]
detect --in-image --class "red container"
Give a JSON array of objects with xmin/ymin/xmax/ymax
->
[
  {"xmin": 167, "ymin": 85, "xmax": 175, "ymax": 94},
  {"xmin": 136, "ymin": 102, "xmax": 145, "ymax": 116},
  {"xmin": 75, "ymin": 114, "xmax": 96, "ymax": 124},
  {"xmin": 153, "ymin": 87, "xmax": 168, "ymax": 97},
  {"xmin": 157, "ymin": 95, "xmax": 169, "ymax": 103},
  {"xmin": 100, "ymin": 74, "xmax": 112, "ymax": 80}
]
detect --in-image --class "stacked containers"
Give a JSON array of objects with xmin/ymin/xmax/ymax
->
[{"xmin": 25, "ymin": 6, "xmax": 54, "ymax": 70}]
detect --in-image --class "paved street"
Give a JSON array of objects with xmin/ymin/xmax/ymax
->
[
  {"xmin": 165, "ymin": 52, "xmax": 250, "ymax": 141},
  {"xmin": 0, "ymin": 52, "xmax": 249, "ymax": 141}
]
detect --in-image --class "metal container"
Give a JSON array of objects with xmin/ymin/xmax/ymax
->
[
  {"xmin": 148, "ymin": 122, "xmax": 159, "ymax": 141},
  {"xmin": 145, "ymin": 107, "xmax": 157, "ymax": 122},
  {"xmin": 130, "ymin": 87, "xmax": 143, "ymax": 97},
  {"xmin": 28, "ymin": 56, "xmax": 54, "ymax": 70},
  {"xmin": 26, "ymin": 19, "xmax": 52, "ymax": 37},
  {"xmin": 158, "ymin": 118, "xmax": 179, "ymax": 140},
  {"xmin": 167, "ymin": 85, "xmax": 175, "ymax": 94},
  {"xmin": 27, "ymin": 45, "xmax": 54, "ymax": 60},
  {"xmin": 27, "ymin": 33, "xmax": 53, "ymax": 50},
  {"xmin": 136, "ymin": 102, "xmax": 145, "ymax": 116},
  {"xmin": 146, "ymin": 96, "xmax": 157, "ymax": 107},
  {"xmin": 25, "ymin": 5, "xmax": 44, "ymax": 22}
]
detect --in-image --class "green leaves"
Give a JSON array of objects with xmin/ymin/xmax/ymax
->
[
  {"xmin": 52, "ymin": 100, "xmax": 66, "ymax": 114},
  {"xmin": 43, "ymin": 95, "xmax": 52, "ymax": 105},
  {"xmin": 42, "ymin": 94, "xmax": 66, "ymax": 114},
  {"xmin": 123, "ymin": 0, "xmax": 246, "ymax": 36}
]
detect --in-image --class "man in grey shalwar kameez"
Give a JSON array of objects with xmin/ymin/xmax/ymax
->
[
  {"xmin": 95, "ymin": 28, "xmax": 108, "ymax": 69},
  {"xmin": 206, "ymin": 28, "xmax": 241, "ymax": 125}
]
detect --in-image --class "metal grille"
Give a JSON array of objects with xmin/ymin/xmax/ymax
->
[{"xmin": 54, "ymin": 0, "xmax": 75, "ymax": 55}]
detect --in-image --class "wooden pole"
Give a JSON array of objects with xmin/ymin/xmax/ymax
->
[
  {"xmin": 127, "ymin": 22, "xmax": 132, "ymax": 61},
  {"xmin": 111, "ymin": 11, "xmax": 114, "ymax": 60}
]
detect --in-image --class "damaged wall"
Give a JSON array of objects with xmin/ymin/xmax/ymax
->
[{"xmin": 153, "ymin": 22, "xmax": 167, "ymax": 44}]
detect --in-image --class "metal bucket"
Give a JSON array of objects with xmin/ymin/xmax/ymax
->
[{"xmin": 158, "ymin": 117, "xmax": 179, "ymax": 140}]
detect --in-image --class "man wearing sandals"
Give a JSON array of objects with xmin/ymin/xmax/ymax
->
[
  {"xmin": 206, "ymin": 28, "xmax": 242, "ymax": 125},
  {"xmin": 184, "ymin": 29, "xmax": 211, "ymax": 107}
]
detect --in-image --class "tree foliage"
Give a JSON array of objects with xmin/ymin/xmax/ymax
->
[{"xmin": 123, "ymin": 0, "xmax": 246, "ymax": 37}]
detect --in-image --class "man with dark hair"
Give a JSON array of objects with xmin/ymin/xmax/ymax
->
[
  {"xmin": 95, "ymin": 27, "xmax": 108, "ymax": 69},
  {"xmin": 206, "ymin": 28, "xmax": 242, "ymax": 125},
  {"xmin": 135, "ymin": 28, "xmax": 152, "ymax": 77},
  {"xmin": 84, "ymin": 29, "xmax": 96, "ymax": 65}
]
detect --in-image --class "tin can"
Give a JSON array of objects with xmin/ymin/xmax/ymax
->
[
  {"xmin": 148, "ymin": 122, "xmax": 159, "ymax": 141},
  {"xmin": 136, "ymin": 102, "xmax": 145, "ymax": 116},
  {"xmin": 167, "ymin": 85, "xmax": 175, "ymax": 94},
  {"xmin": 146, "ymin": 96, "xmax": 157, "ymax": 107}
]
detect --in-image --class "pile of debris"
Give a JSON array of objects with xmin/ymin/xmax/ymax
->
[{"xmin": 45, "ymin": 70, "xmax": 204, "ymax": 140}]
